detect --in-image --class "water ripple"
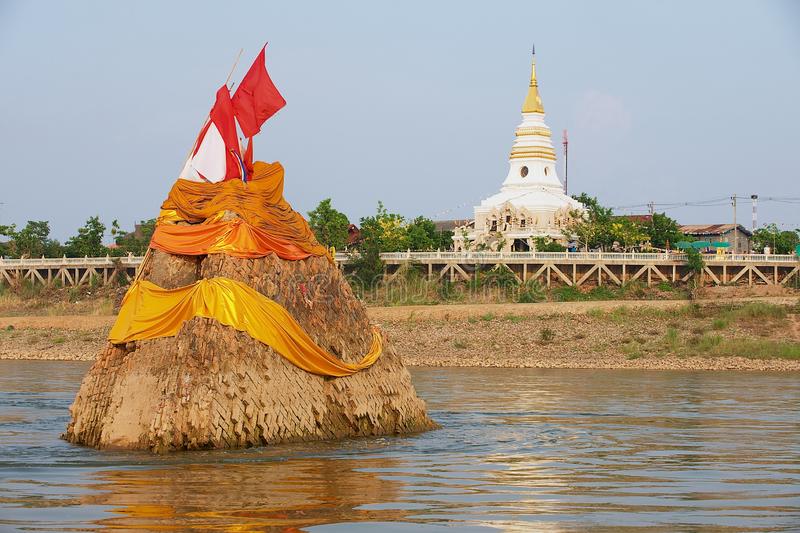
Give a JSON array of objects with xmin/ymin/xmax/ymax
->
[{"xmin": 0, "ymin": 361, "xmax": 798, "ymax": 531}]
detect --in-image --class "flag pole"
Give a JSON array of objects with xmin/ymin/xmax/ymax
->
[
  {"xmin": 179, "ymin": 48, "xmax": 245, "ymax": 173},
  {"xmin": 225, "ymin": 48, "xmax": 244, "ymax": 87},
  {"xmin": 137, "ymin": 49, "xmax": 247, "ymax": 284}
]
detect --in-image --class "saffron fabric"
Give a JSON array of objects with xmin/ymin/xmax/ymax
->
[
  {"xmin": 109, "ymin": 278, "xmax": 382, "ymax": 377},
  {"xmin": 150, "ymin": 218, "xmax": 318, "ymax": 260},
  {"xmin": 160, "ymin": 161, "xmax": 327, "ymax": 257}
]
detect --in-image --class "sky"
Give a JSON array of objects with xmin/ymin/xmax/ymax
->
[{"xmin": 0, "ymin": 0, "xmax": 798, "ymax": 242}]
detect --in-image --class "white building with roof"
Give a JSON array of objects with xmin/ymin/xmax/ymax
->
[{"xmin": 453, "ymin": 49, "xmax": 583, "ymax": 252}]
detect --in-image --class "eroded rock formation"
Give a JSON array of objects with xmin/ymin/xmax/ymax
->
[{"xmin": 64, "ymin": 244, "xmax": 436, "ymax": 452}]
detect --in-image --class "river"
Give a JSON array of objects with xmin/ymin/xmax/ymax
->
[{"xmin": 0, "ymin": 360, "xmax": 798, "ymax": 531}]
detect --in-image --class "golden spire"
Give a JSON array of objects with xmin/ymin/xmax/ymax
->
[{"xmin": 522, "ymin": 46, "xmax": 544, "ymax": 114}]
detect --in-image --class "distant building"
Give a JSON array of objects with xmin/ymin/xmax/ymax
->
[
  {"xmin": 452, "ymin": 49, "xmax": 583, "ymax": 252},
  {"xmin": 620, "ymin": 214, "xmax": 653, "ymax": 224},
  {"xmin": 432, "ymin": 219, "xmax": 467, "ymax": 233},
  {"xmin": 346, "ymin": 224, "xmax": 361, "ymax": 247},
  {"xmin": 680, "ymin": 224, "xmax": 753, "ymax": 253}
]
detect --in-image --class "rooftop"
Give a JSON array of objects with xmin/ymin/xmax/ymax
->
[{"xmin": 680, "ymin": 224, "xmax": 753, "ymax": 237}]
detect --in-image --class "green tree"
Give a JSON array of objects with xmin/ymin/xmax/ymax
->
[
  {"xmin": 0, "ymin": 221, "xmax": 63, "ymax": 258},
  {"xmin": 406, "ymin": 216, "xmax": 438, "ymax": 251},
  {"xmin": 646, "ymin": 212, "xmax": 684, "ymax": 249},
  {"xmin": 359, "ymin": 202, "xmax": 408, "ymax": 252},
  {"xmin": 565, "ymin": 193, "xmax": 614, "ymax": 250},
  {"xmin": 752, "ymin": 224, "xmax": 800, "ymax": 254},
  {"xmin": 307, "ymin": 199, "xmax": 350, "ymax": 249},
  {"xmin": 611, "ymin": 219, "xmax": 649, "ymax": 251},
  {"xmin": 111, "ymin": 218, "xmax": 157, "ymax": 256},
  {"xmin": 65, "ymin": 216, "xmax": 107, "ymax": 257},
  {"xmin": 533, "ymin": 237, "xmax": 565, "ymax": 252}
]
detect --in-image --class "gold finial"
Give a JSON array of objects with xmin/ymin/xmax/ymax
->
[{"xmin": 522, "ymin": 47, "xmax": 544, "ymax": 114}]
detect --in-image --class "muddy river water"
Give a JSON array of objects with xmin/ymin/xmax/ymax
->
[{"xmin": 0, "ymin": 360, "xmax": 798, "ymax": 531}]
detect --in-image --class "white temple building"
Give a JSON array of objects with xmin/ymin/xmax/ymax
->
[{"xmin": 452, "ymin": 49, "xmax": 584, "ymax": 252}]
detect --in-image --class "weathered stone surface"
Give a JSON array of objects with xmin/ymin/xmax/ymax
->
[{"xmin": 64, "ymin": 244, "xmax": 436, "ymax": 452}]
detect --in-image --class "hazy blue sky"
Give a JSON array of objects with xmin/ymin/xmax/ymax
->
[{"xmin": 1, "ymin": 0, "xmax": 798, "ymax": 241}]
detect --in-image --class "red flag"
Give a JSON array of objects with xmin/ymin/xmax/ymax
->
[
  {"xmin": 209, "ymin": 86, "xmax": 243, "ymax": 181},
  {"xmin": 180, "ymin": 85, "xmax": 244, "ymax": 183},
  {"xmin": 232, "ymin": 45, "xmax": 286, "ymax": 138}
]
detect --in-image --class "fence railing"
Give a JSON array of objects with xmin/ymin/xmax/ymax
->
[
  {"xmin": 372, "ymin": 251, "xmax": 799, "ymax": 263},
  {"xmin": 1, "ymin": 251, "xmax": 798, "ymax": 268},
  {"xmin": 0, "ymin": 255, "xmax": 143, "ymax": 267}
]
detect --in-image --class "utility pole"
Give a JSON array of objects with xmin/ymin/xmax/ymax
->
[
  {"xmin": 731, "ymin": 195, "xmax": 738, "ymax": 253},
  {"xmin": 750, "ymin": 194, "xmax": 758, "ymax": 231},
  {"xmin": 647, "ymin": 201, "xmax": 655, "ymax": 216},
  {"xmin": 562, "ymin": 129, "xmax": 569, "ymax": 195}
]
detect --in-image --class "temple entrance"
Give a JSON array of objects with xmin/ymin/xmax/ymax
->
[{"xmin": 512, "ymin": 239, "xmax": 530, "ymax": 252}]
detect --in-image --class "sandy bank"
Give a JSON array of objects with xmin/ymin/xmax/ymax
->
[{"xmin": 1, "ymin": 297, "xmax": 798, "ymax": 371}]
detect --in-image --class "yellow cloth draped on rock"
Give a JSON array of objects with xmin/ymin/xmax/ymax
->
[
  {"xmin": 150, "ymin": 218, "xmax": 322, "ymax": 261},
  {"xmin": 109, "ymin": 278, "xmax": 382, "ymax": 377},
  {"xmin": 159, "ymin": 161, "xmax": 327, "ymax": 257}
]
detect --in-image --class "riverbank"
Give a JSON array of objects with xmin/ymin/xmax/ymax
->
[{"xmin": 1, "ymin": 297, "xmax": 798, "ymax": 370}]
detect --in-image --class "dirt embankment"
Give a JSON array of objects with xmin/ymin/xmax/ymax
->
[{"xmin": 1, "ymin": 297, "xmax": 799, "ymax": 371}]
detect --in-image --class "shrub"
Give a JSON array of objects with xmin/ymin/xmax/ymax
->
[
  {"xmin": 657, "ymin": 281, "xmax": 675, "ymax": 292},
  {"xmin": 551, "ymin": 285, "xmax": 586, "ymax": 302},
  {"xmin": 589, "ymin": 285, "xmax": 619, "ymax": 300},
  {"xmin": 19, "ymin": 279, "xmax": 42, "ymax": 299},
  {"xmin": 479, "ymin": 267, "xmax": 519, "ymax": 290},
  {"xmin": 539, "ymin": 327, "xmax": 555, "ymax": 343},
  {"xmin": 517, "ymin": 279, "xmax": 545, "ymax": 303}
]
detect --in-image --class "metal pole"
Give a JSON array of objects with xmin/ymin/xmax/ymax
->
[
  {"xmin": 732, "ymin": 195, "xmax": 738, "ymax": 253},
  {"xmin": 562, "ymin": 129, "xmax": 568, "ymax": 195},
  {"xmin": 750, "ymin": 194, "xmax": 758, "ymax": 231}
]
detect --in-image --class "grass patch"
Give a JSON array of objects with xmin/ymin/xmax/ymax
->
[
  {"xmin": 539, "ymin": 327, "xmax": 555, "ymax": 343},
  {"xmin": 453, "ymin": 339, "xmax": 468, "ymax": 350},
  {"xmin": 711, "ymin": 317, "xmax": 729, "ymax": 330},
  {"xmin": 481, "ymin": 312, "xmax": 496, "ymax": 322},
  {"xmin": 587, "ymin": 308, "xmax": 605, "ymax": 319},
  {"xmin": 505, "ymin": 314, "xmax": 525, "ymax": 323},
  {"xmin": 664, "ymin": 327, "xmax": 680, "ymax": 351},
  {"xmin": 715, "ymin": 339, "xmax": 800, "ymax": 359},
  {"xmin": 609, "ymin": 306, "xmax": 629, "ymax": 324},
  {"xmin": 696, "ymin": 333, "xmax": 723, "ymax": 352},
  {"xmin": 732, "ymin": 302, "xmax": 787, "ymax": 320},
  {"xmin": 622, "ymin": 343, "xmax": 643, "ymax": 359}
]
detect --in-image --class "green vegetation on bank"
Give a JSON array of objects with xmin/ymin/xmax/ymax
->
[
  {"xmin": 592, "ymin": 301, "xmax": 800, "ymax": 361},
  {"xmin": 0, "ymin": 217, "xmax": 155, "ymax": 258},
  {"xmin": 2, "ymin": 195, "xmax": 797, "ymax": 265}
]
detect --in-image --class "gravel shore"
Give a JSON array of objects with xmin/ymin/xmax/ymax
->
[{"xmin": 1, "ymin": 298, "xmax": 798, "ymax": 371}]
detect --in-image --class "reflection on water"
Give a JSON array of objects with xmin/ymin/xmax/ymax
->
[{"xmin": 0, "ymin": 360, "xmax": 799, "ymax": 531}]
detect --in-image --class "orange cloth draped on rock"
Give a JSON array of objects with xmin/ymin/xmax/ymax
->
[
  {"xmin": 109, "ymin": 277, "xmax": 382, "ymax": 377},
  {"xmin": 150, "ymin": 218, "xmax": 314, "ymax": 260},
  {"xmin": 159, "ymin": 161, "xmax": 327, "ymax": 257}
]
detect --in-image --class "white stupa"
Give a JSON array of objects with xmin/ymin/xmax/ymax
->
[{"xmin": 453, "ymin": 48, "xmax": 583, "ymax": 252}]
